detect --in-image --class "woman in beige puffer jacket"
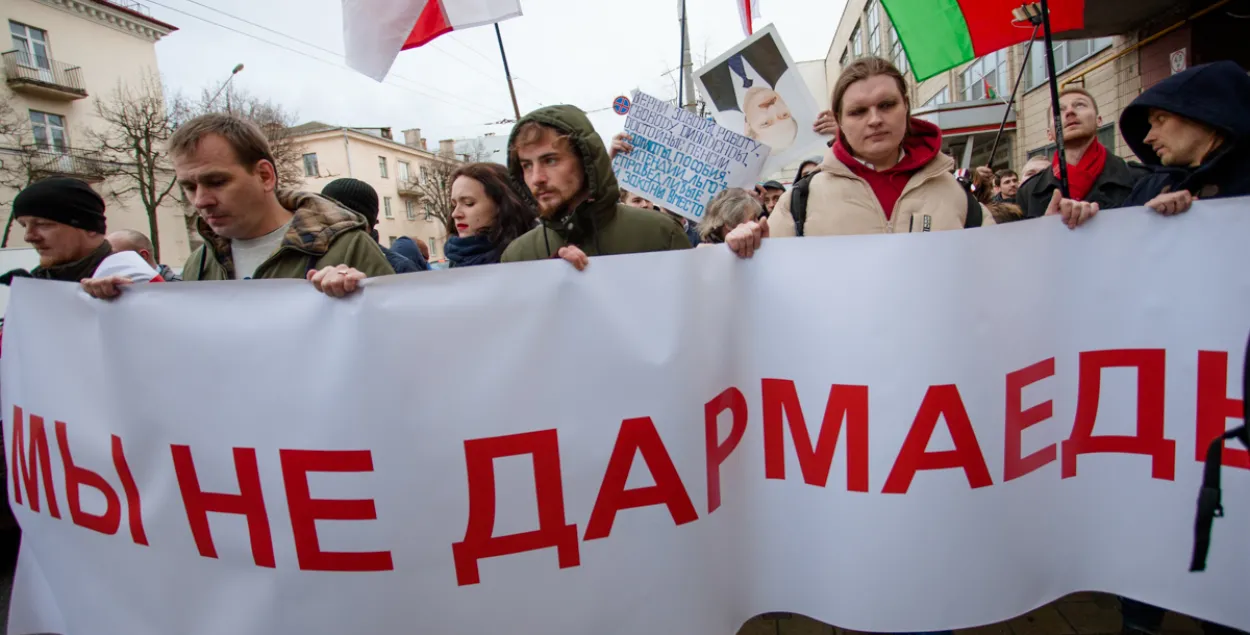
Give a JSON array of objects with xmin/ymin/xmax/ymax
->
[{"xmin": 727, "ymin": 56, "xmax": 992, "ymax": 257}]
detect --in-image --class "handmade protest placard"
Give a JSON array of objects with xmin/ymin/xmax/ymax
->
[
  {"xmin": 612, "ymin": 90, "xmax": 769, "ymax": 222},
  {"xmin": 5, "ymin": 202, "xmax": 1250, "ymax": 635},
  {"xmin": 696, "ymin": 25, "xmax": 830, "ymax": 177}
]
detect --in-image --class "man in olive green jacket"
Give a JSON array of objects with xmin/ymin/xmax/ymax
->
[
  {"xmin": 183, "ymin": 189, "xmax": 392, "ymax": 281},
  {"xmin": 502, "ymin": 105, "xmax": 691, "ymax": 264},
  {"xmin": 80, "ymin": 113, "xmax": 392, "ymax": 299}
]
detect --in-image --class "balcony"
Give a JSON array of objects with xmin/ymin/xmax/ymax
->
[
  {"xmin": 21, "ymin": 146, "xmax": 113, "ymax": 182},
  {"xmin": 397, "ymin": 178, "xmax": 424, "ymax": 198},
  {"xmin": 2, "ymin": 51, "xmax": 87, "ymax": 101}
]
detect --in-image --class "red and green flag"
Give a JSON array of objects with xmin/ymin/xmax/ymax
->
[{"xmin": 882, "ymin": 0, "xmax": 1085, "ymax": 81}]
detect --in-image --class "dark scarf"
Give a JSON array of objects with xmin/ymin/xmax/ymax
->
[
  {"xmin": 30, "ymin": 240, "xmax": 112, "ymax": 283},
  {"xmin": 444, "ymin": 234, "xmax": 501, "ymax": 268}
]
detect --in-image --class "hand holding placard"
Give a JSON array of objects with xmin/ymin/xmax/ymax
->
[{"xmin": 611, "ymin": 90, "xmax": 768, "ymax": 223}]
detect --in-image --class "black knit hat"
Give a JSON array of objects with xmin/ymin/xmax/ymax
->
[
  {"xmin": 13, "ymin": 177, "xmax": 107, "ymax": 234},
  {"xmin": 321, "ymin": 178, "xmax": 379, "ymax": 229}
]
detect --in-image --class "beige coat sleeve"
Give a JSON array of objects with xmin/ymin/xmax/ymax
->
[{"xmin": 766, "ymin": 189, "xmax": 797, "ymax": 238}]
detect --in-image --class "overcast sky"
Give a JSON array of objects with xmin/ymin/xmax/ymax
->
[{"xmin": 148, "ymin": 0, "xmax": 847, "ymax": 145}]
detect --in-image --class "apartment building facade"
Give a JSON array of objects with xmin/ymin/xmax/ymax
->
[
  {"xmin": 822, "ymin": 0, "xmax": 1245, "ymax": 174},
  {"xmin": 0, "ymin": 0, "xmax": 188, "ymax": 266},
  {"xmin": 286, "ymin": 123, "xmax": 458, "ymax": 262}
]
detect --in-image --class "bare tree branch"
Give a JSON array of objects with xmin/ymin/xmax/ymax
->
[
  {"xmin": 412, "ymin": 160, "xmax": 458, "ymax": 232},
  {"xmin": 90, "ymin": 71, "xmax": 179, "ymax": 261},
  {"xmin": 0, "ymin": 92, "xmax": 24, "ymax": 142},
  {"xmin": 458, "ymin": 139, "xmax": 492, "ymax": 163}
]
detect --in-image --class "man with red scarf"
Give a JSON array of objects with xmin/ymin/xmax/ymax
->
[{"xmin": 1016, "ymin": 88, "xmax": 1148, "ymax": 223}]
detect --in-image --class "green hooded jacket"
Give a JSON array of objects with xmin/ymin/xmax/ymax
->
[
  {"xmin": 183, "ymin": 190, "xmax": 395, "ymax": 281},
  {"xmin": 500, "ymin": 105, "xmax": 691, "ymax": 262}
]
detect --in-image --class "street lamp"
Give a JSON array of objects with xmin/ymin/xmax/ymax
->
[{"xmin": 209, "ymin": 63, "xmax": 245, "ymax": 113}]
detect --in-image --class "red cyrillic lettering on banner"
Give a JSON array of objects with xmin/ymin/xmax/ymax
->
[
  {"xmin": 584, "ymin": 417, "xmax": 698, "ymax": 541},
  {"xmin": 1061, "ymin": 349, "xmax": 1175, "ymax": 480},
  {"xmin": 883, "ymin": 385, "xmax": 993, "ymax": 494},
  {"xmin": 281, "ymin": 449, "xmax": 394, "ymax": 572},
  {"xmin": 704, "ymin": 387, "xmax": 747, "ymax": 514},
  {"xmin": 1004, "ymin": 358, "xmax": 1057, "ymax": 482},
  {"xmin": 55, "ymin": 421, "xmax": 121, "ymax": 535},
  {"xmin": 111, "ymin": 435, "xmax": 148, "ymax": 546},
  {"xmin": 10, "ymin": 406, "xmax": 60, "ymax": 517},
  {"xmin": 171, "ymin": 445, "xmax": 276, "ymax": 568},
  {"xmin": 1196, "ymin": 351, "xmax": 1249, "ymax": 469},
  {"xmin": 762, "ymin": 379, "xmax": 869, "ymax": 492},
  {"xmin": 452, "ymin": 430, "xmax": 579, "ymax": 586}
]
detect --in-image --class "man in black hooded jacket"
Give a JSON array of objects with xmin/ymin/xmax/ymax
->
[{"xmin": 1119, "ymin": 60, "xmax": 1250, "ymax": 213}]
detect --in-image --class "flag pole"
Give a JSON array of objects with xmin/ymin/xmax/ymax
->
[
  {"xmin": 1037, "ymin": 0, "xmax": 1070, "ymax": 197},
  {"xmin": 984, "ymin": 23, "xmax": 1039, "ymax": 169},
  {"xmin": 677, "ymin": 0, "xmax": 687, "ymax": 109},
  {"xmin": 494, "ymin": 23, "xmax": 522, "ymax": 121}
]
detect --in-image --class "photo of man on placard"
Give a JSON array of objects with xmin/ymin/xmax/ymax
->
[
  {"xmin": 699, "ymin": 34, "xmax": 796, "ymax": 151},
  {"xmin": 696, "ymin": 25, "xmax": 827, "ymax": 176}
]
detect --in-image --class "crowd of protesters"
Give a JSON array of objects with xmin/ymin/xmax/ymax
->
[
  {"xmin": 0, "ymin": 56, "xmax": 1248, "ymax": 634},
  {"xmin": 12, "ymin": 57, "xmax": 1237, "ymax": 301}
]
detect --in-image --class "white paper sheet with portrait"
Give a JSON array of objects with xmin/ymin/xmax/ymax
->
[{"xmin": 695, "ymin": 25, "xmax": 828, "ymax": 177}]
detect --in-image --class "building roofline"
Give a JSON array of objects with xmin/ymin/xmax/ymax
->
[
  {"xmin": 289, "ymin": 125, "xmax": 456, "ymax": 161},
  {"xmin": 93, "ymin": 0, "xmax": 178, "ymax": 31}
]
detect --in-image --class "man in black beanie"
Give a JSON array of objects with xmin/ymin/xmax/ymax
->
[
  {"xmin": 10, "ymin": 177, "xmax": 112, "ymax": 282},
  {"xmin": 320, "ymin": 178, "xmax": 423, "ymax": 273}
]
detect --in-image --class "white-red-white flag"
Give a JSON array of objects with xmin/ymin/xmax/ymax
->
[
  {"xmin": 344, "ymin": 0, "xmax": 523, "ymax": 81},
  {"xmin": 737, "ymin": 0, "xmax": 761, "ymax": 36}
]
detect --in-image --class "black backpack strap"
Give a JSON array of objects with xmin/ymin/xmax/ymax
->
[
  {"xmin": 791, "ymin": 175, "xmax": 812, "ymax": 237},
  {"xmin": 1190, "ymin": 425, "xmax": 1248, "ymax": 571},
  {"xmin": 1191, "ymin": 333, "xmax": 1250, "ymax": 571},
  {"xmin": 964, "ymin": 189, "xmax": 983, "ymax": 228}
]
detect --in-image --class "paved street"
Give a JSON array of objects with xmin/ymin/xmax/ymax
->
[{"xmin": 740, "ymin": 594, "xmax": 1207, "ymax": 635}]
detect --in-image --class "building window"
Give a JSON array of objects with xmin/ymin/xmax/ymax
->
[
  {"xmin": 10, "ymin": 21, "xmax": 50, "ymax": 69},
  {"xmin": 388, "ymin": 235, "xmax": 397, "ymax": 246},
  {"xmin": 1028, "ymin": 124, "xmax": 1120, "ymax": 159},
  {"xmin": 398, "ymin": 160, "xmax": 410, "ymax": 182},
  {"xmin": 840, "ymin": 48, "xmax": 850, "ymax": 68},
  {"xmin": 378, "ymin": 156, "xmax": 388, "ymax": 178},
  {"xmin": 960, "ymin": 50, "xmax": 1007, "ymax": 101},
  {"xmin": 428, "ymin": 236, "xmax": 437, "ymax": 258},
  {"xmin": 29, "ymin": 110, "xmax": 66, "ymax": 152},
  {"xmin": 889, "ymin": 24, "xmax": 909, "ymax": 74},
  {"xmin": 1025, "ymin": 38, "xmax": 1115, "ymax": 90},
  {"xmin": 419, "ymin": 166, "xmax": 429, "ymax": 184},
  {"xmin": 422, "ymin": 201, "xmax": 434, "ymax": 220},
  {"xmin": 866, "ymin": 1, "xmax": 881, "ymax": 56},
  {"xmin": 384, "ymin": 196, "xmax": 393, "ymax": 218},
  {"xmin": 922, "ymin": 87, "xmax": 949, "ymax": 108},
  {"xmin": 302, "ymin": 153, "xmax": 319, "ymax": 177},
  {"xmin": 406, "ymin": 200, "xmax": 417, "ymax": 220},
  {"xmin": 850, "ymin": 22, "xmax": 863, "ymax": 59}
]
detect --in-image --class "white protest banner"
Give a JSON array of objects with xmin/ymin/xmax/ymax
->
[
  {"xmin": 4, "ymin": 201, "xmax": 1250, "ymax": 635},
  {"xmin": 613, "ymin": 90, "xmax": 769, "ymax": 222}
]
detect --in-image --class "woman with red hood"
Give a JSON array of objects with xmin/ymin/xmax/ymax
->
[{"xmin": 725, "ymin": 57, "xmax": 991, "ymax": 257}]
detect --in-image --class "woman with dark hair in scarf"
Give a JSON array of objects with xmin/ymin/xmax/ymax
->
[{"xmin": 442, "ymin": 163, "xmax": 537, "ymax": 267}]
